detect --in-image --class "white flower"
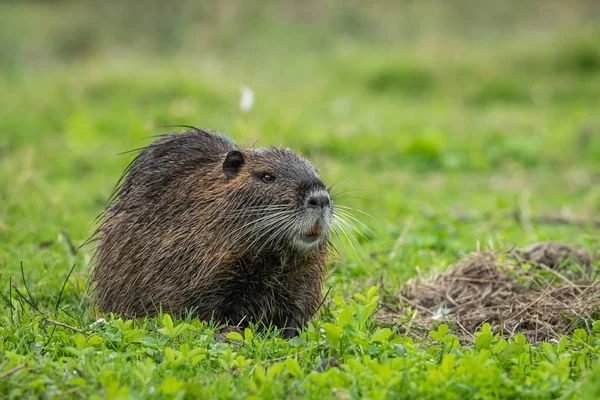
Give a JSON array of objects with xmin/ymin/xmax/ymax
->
[
  {"xmin": 239, "ymin": 86, "xmax": 255, "ymax": 113},
  {"xmin": 88, "ymin": 318, "xmax": 106, "ymax": 328},
  {"xmin": 431, "ymin": 306, "xmax": 449, "ymax": 321}
]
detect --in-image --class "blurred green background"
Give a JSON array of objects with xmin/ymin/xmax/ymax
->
[
  {"xmin": 1, "ymin": 0, "xmax": 599, "ymax": 293},
  {"xmin": 2, "ymin": 2, "xmax": 600, "ymax": 397}
]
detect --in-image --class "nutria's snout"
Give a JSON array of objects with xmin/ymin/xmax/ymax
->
[
  {"xmin": 293, "ymin": 188, "xmax": 333, "ymax": 251},
  {"xmin": 306, "ymin": 191, "xmax": 331, "ymax": 209}
]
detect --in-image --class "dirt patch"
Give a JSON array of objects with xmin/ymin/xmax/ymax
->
[
  {"xmin": 515, "ymin": 241, "xmax": 594, "ymax": 271},
  {"xmin": 382, "ymin": 242, "xmax": 600, "ymax": 342}
]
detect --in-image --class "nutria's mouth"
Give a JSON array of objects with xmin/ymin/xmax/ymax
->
[
  {"xmin": 307, "ymin": 221, "xmax": 320, "ymax": 237},
  {"xmin": 297, "ymin": 221, "xmax": 323, "ymax": 246}
]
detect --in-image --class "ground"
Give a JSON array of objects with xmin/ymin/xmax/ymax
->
[{"xmin": 1, "ymin": 1, "xmax": 600, "ymax": 398}]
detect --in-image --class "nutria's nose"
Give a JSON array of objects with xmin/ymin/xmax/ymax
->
[{"xmin": 306, "ymin": 192, "xmax": 331, "ymax": 209}]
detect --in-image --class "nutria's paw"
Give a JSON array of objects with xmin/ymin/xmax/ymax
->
[{"xmin": 280, "ymin": 320, "xmax": 301, "ymax": 339}]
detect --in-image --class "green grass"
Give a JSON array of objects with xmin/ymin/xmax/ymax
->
[{"xmin": 1, "ymin": 1, "xmax": 600, "ymax": 398}]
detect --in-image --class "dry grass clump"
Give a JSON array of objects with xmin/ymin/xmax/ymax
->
[{"xmin": 383, "ymin": 242, "xmax": 600, "ymax": 342}]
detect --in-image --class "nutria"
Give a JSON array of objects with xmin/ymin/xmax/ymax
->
[{"xmin": 91, "ymin": 127, "xmax": 335, "ymax": 337}]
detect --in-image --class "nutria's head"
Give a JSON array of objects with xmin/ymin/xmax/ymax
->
[{"xmin": 220, "ymin": 147, "xmax": 333, "ymax": 254}]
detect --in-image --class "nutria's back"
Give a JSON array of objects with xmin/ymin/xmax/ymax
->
[{"xmin": 92, "ymin": 128, "xmax": 334, "ymax": 337}]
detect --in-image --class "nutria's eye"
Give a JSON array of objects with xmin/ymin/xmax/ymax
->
[{"xmin": 261, "ymin": 173, "xmax": 275, "ymax": 183}]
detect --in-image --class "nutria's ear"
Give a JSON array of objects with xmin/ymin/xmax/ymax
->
[{"xmin": 223, "ymin": 150, "xmax": 245, "ymax": 178}]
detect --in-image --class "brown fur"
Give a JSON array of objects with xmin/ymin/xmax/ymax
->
[{"xmin": 90, "ymin": 128, "xmax": 334, "ymax": 337}]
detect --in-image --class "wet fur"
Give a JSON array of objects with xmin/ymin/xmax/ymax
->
[{"xmin": 90, "ymin": 128, "xmax": 332, "ymax": 337}]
